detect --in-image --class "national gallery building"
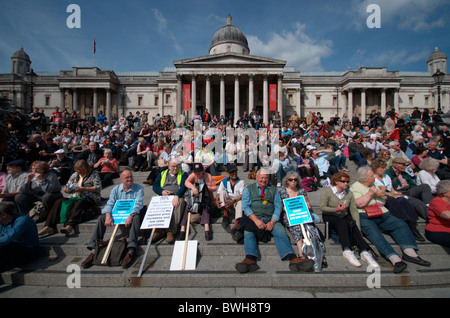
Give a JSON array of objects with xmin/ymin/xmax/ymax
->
[{"xmin": 0, "ymin": 15, "xmax": 449, "ymax": 125}]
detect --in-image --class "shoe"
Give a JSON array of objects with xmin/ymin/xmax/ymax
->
[
  {"xmin": 121, "ymin": 252, "xmax": 135, "ymax": 269},
  {"xmin": 60, "ymin": 225, "xmax": 74, "ymax": 237},
  {"xmin": 143, "ymin": 180, "xmax": 153, "ymax": 185},
  {"xmin": 38, "ymin": 226, "xmax": 55, "ymax": 237},
  {"xmin": 178, "ymin": 231, "xmax": 186, "ymax": 241},
  {"xmin": 81, "ymin": 253, "xmax": 94, "ymax": 269},
  {"xmin": 361, "ymin": 251, "xmax": 379, "ymax": 268},
  {"xmin": 343, "ymin": 250, "xmax": 361, "ymax": 267},
  {"xmin": 221, "ymin": 216, "xmax": 230, "ymax": 232},
  {"xmin": 235, "ymin": 258, "xmax": 260, "ymax": 273},
  {"xmin": 205, "ymin": 230, "xmax": 213, "ymax": 241},
  {"xmin": 151, "ymin": 231, "xmax": 165, "ymax": 243},
  {"xmin": 166, "ymin": 232, "xmax": 175, "ymax": 244},
  {"xmin": 289, "ymin": 257, "xmax": 315, "ymax": 272},
  {"xmin": 402, "ymin": 253, "xmax": 431, "ymax": 267},
  {"xmin": 393, "ymin": 261, "xmax": 407, "ymax": 274}
]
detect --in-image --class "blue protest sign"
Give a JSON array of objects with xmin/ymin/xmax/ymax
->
[
  {"xmin": 283, "ymin": 196, "xmax": 312, "ymax": 226},
  {"xmin": 111, "ymin": 199, "xmax": 136, "ymax": 224}
]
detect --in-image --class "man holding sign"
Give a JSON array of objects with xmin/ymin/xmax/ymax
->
[
  {"xmin": 82, "ymin": 168, "xmax": 144, "ymax": 269},
  {"xmin": 152, "ymin": 158, "xmax": 188, "ymax": 244},
  {"xmin": 235, "ymin": 168, "xmax": 313, "ymax": 273}
]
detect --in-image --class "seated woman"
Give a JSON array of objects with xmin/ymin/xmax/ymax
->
[
  {"xmin": 38, "ymin": 160, "xmax": 102, "ymax": 236},
  {"xmin": 378, "ymin": 149, "xmax": 393, "ymax": 168},
  {"xmin": 350, "ymin": 166, "xmax": 431, "ymax": 274},
  {"xmin": 417, "ymin": 158, "xmax": 440, "ymax": 195},
  {"xmin": 179, "ymin": 163, "xmax": 217, "ymax": 241},
  {"xmin": 425, "ymin": 180, "xmax": 450, "ymax": 248},
  {"xmin": 94, "ymin": 148, "xmax": 120, "ymax": 187},
  {"xmin": 320, "ymin": 172, "xmax": 379, "ymax": 269},
  {"xmin": 371, "ymin": 158, "xmax": 425, "ymax": 241},
  {"xmin": 411, "ymin": 146, "xmax": 429, "ymax": 174},
  {"xmin": 297, "ymin": 148, "xmax": 320, "ymax": 183},
  {"xmin": 279, "ymin": 171, "xmax": 319, "ymax": 267},
  {"xmin": 15, "ymin": 161, "xmax": 63, "ymax": 216}
]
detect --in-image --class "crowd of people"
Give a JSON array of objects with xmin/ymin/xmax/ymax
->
[{"xmin": 0, "ymin": 105, "xmax": 449, "ymax": 274}]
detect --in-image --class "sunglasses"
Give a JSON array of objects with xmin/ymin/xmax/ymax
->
[
  {"xmin": 288, "ymin": 178, "xmax": 298, "ymax": 182},
  {"xmin": 338, "ymin": 180, "xmax": 350, "ymax": 183}
]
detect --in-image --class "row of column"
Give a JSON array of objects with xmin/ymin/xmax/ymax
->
[
  {"xmin": 60, "ymin": 87, "xmax": 113, "ymax": 121},
  {"xmin": 345, "ymin": 88, "xmax": 398, "ymax": 120},
  {"xmin": 178, "ymin": 74, "xmax": 284, "ymax": 124}
]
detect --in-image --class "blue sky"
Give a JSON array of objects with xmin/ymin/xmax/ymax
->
[{"xmin": 0, "ymin": 0, "xmax": 449, "ymax": 73}]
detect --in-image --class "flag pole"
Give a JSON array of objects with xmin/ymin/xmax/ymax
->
[{"xmin": 93, "ymin": 36, "xmax": 96, "ymax": 67}]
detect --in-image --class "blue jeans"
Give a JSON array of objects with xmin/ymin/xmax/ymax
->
[
  {"xmin": 244, "ymin": 217, "xmax": 295, "ymax": 260},
  {"xmin": 359, "ymin": 212, "xmax": 418, "ymax": 259}
]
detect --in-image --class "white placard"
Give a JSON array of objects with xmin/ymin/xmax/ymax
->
[
  {"xmin": 170, "ymin": 240, "xmax": 198, "ymax": 271},
  {"xmin": 140, "ymin": 196, "xmax": 175, "ymax": 230}
]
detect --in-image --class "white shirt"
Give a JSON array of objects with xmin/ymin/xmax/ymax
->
[{"xmin": 416, "ymin": 170, "xmax": 440, "ymax": 194}]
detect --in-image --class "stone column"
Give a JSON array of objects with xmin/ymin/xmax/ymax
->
[
  {"xmin": 263, "ymin": 75, "xmax": 268, "ymax": 124},
  {"xmin": 394, "ymin": 89, "xmax": 399, "ymax": 114},
  {"xmin": 205, "ymin": 74, "xmax": 211, "ymax": 115},
  {"xmin": 278, "ymin": 75, "xmax": 283, "ymax": 122},
  {"xmin": 177, "ymin": 75, "xmax": 183, "ymax": 123},
  {"xmin": 93, "ymin": 88, "xmax": 98, "ymax": 118},
  {"xmin": 234, "ymin": 74, "xmax": 240, "ymax": 124},
  {"xmin": 381, "ymin": 88, "xmax": 386, "ymax": 116},
  {"xmin": 73, "ymin": 88, "xmax": 78, "ymax": 112},
  {"xmin": 106, "ymin": 88, "xmax": 111, "ymax": 125},
  {"xmin": 220, "ymin": 74, "xmax": 225, "ymax": 118},
  {"xmin": 248, "ymin": 73, "xmax": 254, "ymax": 114},
  {"xmin": 361, "ymin": 88, "xmax": 366, "ymax": 123},
  {"xmin": 158, "ymin": 88, "xmax": 164, "ymax": 116},
  {"xmin": 60, "ymin": 88, "xmax": 65, "ymax": 108},
  {"xmin": 347, "ymin": 89, "xmax": 353, "ymax": 118},
  {"xmin": 296, "ymin": 87, "xmax": 301, "ymax": 117},
  {"xmin": 191, "ymin": 75, "xmax": 197, "ymax": 116}
]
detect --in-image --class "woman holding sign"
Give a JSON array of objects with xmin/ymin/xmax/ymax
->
[
  {"xmin": 279, "ymin": 171, "xmax": 320, "ymax": 260},
  {"xmin": 320, "ymin": 172, "xmax": 379, "ymax": 269}
]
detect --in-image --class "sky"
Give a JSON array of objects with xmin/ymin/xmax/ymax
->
[{"xmin": 0, "ymin": 0, "xmax": 449, "ymax": 74}]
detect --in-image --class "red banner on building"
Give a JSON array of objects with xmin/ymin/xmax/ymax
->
[
  {"xmin": 183, "ymin": 84, "xmax": 191, "ymax": 111},
  {"xmin": 269, "ymin": 84, "xmax": 277, "ymax": 111}
]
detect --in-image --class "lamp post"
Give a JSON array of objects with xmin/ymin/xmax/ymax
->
[
  {"xmin": 432, "ymin": 68, "xmax": 445, "ymax": 115},
  {"xmin": 26, "ymin": 68, "xmax": 37, "ymax": 113}
]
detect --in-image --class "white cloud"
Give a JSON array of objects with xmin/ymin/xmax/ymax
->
[
  {"xmin": 350, "ymin": 48, "xmax": 430, "ymax": 68},
  {"xmin": 349, "ymin": 0, "xmax": 447, "ymax": 31},
  {"xmin": 151, "ymin": 8, "xmax": 182, "ymax": 54},
  {"xmin": 248, "ymin": 22, "xmax": 333, "ymax": 72}
]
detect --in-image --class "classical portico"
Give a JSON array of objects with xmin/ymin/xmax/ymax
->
[{"xmin": 174, "ymin": 53, "xmax": 286, "ymax": 124}]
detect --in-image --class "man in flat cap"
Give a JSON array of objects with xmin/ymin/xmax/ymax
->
[{"xmin": 0, "ymin": 160, "xmax": 28, "ymax": 203}]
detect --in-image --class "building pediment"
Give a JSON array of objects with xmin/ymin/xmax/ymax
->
[{"xmin": 174, "ymin": 53, "xmax": 286, "ymax": 69}]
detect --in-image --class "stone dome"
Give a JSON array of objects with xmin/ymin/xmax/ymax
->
[
  {"xmin": 12, "ymin": 47, "xmax": 31, "ymax": 62},
  {"xmin": 428, "ymin": 47, "xmax": 447, "ymax": 63},
  {"xmin": 209, "ymin": 15, "xmax": 250, "ymax": 55}
]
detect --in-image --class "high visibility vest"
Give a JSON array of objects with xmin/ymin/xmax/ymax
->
[{"xmin": 160, "ymin": 169, "xmax": 184, "ymax": 189}]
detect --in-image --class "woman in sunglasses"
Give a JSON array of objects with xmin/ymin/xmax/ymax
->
[{"xmin": 320, "ymin": 172, "xmax": 379, "ymax": 269}]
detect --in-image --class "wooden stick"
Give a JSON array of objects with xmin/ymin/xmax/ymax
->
[
  {"xmin": 137, "ymin": 228, "xmax": 156, "ymax": 277},
  {"xmin": 181, "ymin": 212, "xmax": 191, "ymax": 270},
  {"xmin": 101, "ymin": 224, "xmax": 119, "ymax": 265}
]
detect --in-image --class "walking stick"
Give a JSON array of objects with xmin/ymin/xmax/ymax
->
[
  {"xmin": 101, "ymin": 224, "xmax": 119, "ymax": 265},
  {"xmin": 181, "ymin": 212, "xmax": 191, "ymax": 270},
  {"xmin": 137, "ymin": 228, "xmax": 156, "ymax": 277}
]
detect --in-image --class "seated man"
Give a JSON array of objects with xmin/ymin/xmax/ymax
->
[
  {"xmin": 152, "ymin": 159, "xmax": 188, "ymax": 244},
  {"xmin": 215, "ymin": 165, "xmax": 245, "ymax": 234},
  {"xmin": 0, "ymin": 160, "xmax": 28, "ymax": 203},
  {"xmin": 0, "ymin": 202, "xmax": 39, "ymax": 270},
  {"xmin": 235, "ymin": 168, "xmax": 314, "ymax": 273},
  {"xmin": 81, "ymin": 168, "xmax": 144, "ymax": 269},
  {"xmin": 386, "ymin": 158, "xmax": 434, "ymax": 220},
  {"xmin": 272, "ymin": 151, "xmax": 296, "ymax": 187}
]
